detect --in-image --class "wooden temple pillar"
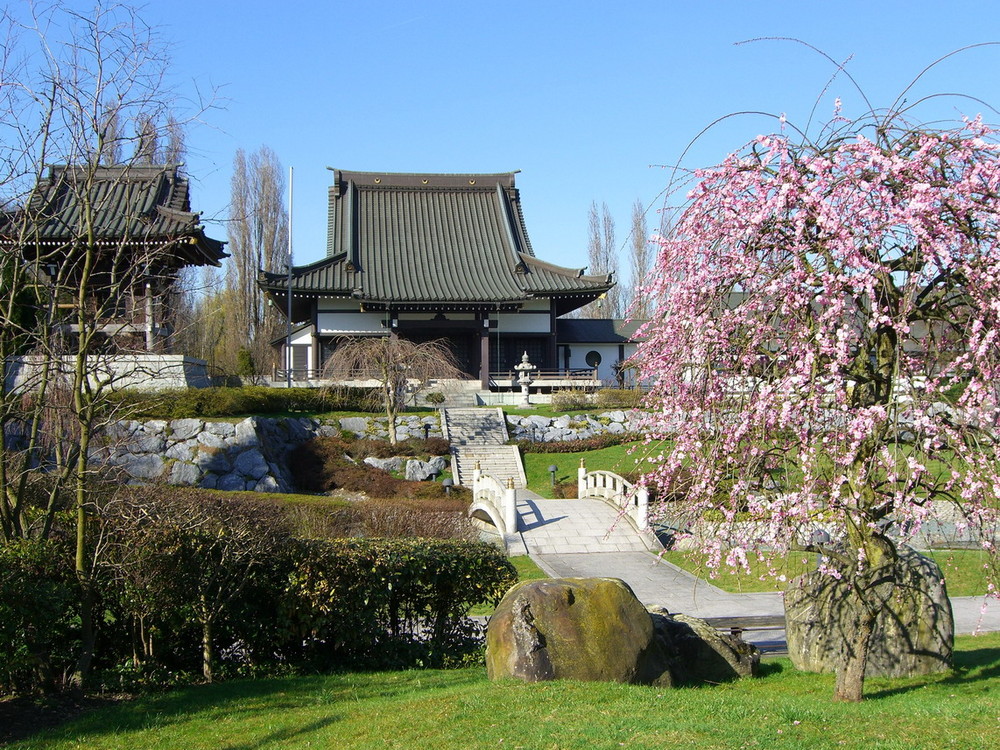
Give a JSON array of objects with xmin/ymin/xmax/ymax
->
[{"xmin": 479, "ymin": 318, "xmax": 490, "ymax": 390}]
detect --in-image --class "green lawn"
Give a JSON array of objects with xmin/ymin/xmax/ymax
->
[
  {"xmin": 9, "ymin": 633, "xmax": 999, "ymax": 749},
  {"xmin": 522, "ymin": 441, "xmax": 657, "ymax": 496},
  {"xmin": 662, "ymin": 548, "xmax": 994, "ymax": 597}
]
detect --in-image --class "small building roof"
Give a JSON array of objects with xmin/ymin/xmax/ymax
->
[
  {"xmin": 260, "ymin": 170, "xmax": 613, "ymax": 316},
  {"xmin": 2, "ymin": 164, "xmax": 226, "ymax": 266},
  {"xmin": 555, "ymin": 318, "xmax": 648, "ymax": 344}
]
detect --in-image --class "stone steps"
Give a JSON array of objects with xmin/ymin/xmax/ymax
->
[
  {"xmin": 442, "ymin": 407, "xmax": 509, "ymax": 445},
  {"xmin": 442, "ymin": 407, "xmax": 526, "ymax": 487},
  {"xmin": 454, "ymin": 445, "xmax": 526, "ymax": 488}
]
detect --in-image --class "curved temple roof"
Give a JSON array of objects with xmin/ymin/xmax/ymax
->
[
  {"xmin": 260, "ymin": 170, "xmax": 613, "ymax": 314},
  {"xmin": 2, "ymin": 164, "xmax": 226, "ymax": 267}
]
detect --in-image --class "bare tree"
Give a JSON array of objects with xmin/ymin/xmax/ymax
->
[
  {"xmin": 134, "ymin": 115, "xmax": 157, "ymax": 164},
  {"xmin": 324, "ymin": 336, "xmax": 466, "ymax": 444},
  {"xmin": 161, "ymin": 113, "xmax": 185, "ymax": 164},
  {"xmin": 577, "ymin": 201, "xmax": 621, "ymax": 318},
  {"xmin": 226, "ymin": 146, "xmax": 288, "ymax": 379},
  {"xmin": 626, "ymin": 199, "xmax": 651, "ymax": 320},
  {"xmin": 0, "ymin": 0, "xmax": 217, "ymax": 692}
]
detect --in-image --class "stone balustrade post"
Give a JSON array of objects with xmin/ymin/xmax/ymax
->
[
  {"xmin": 505, "ymin": 477, "xmax": 518, "ymax": 534},
  {"xmin": 635, "ymin": 486, "xmax": 649, "ymax": 530},
  {"xmin": 577, "ymin": 458, "xmax": 587, "ymax": 499}
]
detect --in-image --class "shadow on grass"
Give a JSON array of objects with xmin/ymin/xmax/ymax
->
[
  {"xmin": 16, "ymin": 669, "xmax": 485, "ymax": 748},
  {"xmin": 756, "ymin": 660, "xmax": 785, "ymax": 678},
  {"xmin": 864, "ymin": 646, "xmax": 1000, "ymax": 700},
  {"xmin": 216, "ymin": 715, "xmax": 342, "ymax": 750}
]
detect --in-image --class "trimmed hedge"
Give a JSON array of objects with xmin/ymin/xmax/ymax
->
[
  {"xmin": 594, "ymin": 388, "xmax": 645, "ymax": 409},
  {"xmin": 0, "ymin": 491, "xmax": 513, "ymax": 695},
  {"xmin": 515, "ymin": 433, "xmax": 640, "ymax": 453},
  {"xmin": 282, "ymin": 538, "xmax": 516, "ymax": 669},
  {"xmin": 106, "ymin": 386, "xmax": 375, "ymax": 419}
]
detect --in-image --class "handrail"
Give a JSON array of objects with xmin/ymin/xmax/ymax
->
[
  {"xmin": 489, "ymin": 368, "xmax": 599, "ymax": 381},
  {"xmin": 578, "ymin": 464, "xmax": 649, "ymax": 531}
]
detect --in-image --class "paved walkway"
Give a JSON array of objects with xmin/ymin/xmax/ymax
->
[
  {"xmin": 517, "ymin": 492, "xmax": 652, "ymax": 554},
  {"xmin": 517, "ymin": 493, "xmax": 1000, "ymax": 644}
]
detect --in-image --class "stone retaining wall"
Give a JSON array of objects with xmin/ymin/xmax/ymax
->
[
  {"xmin": 506, "ymin": 410, "xmax": 641, "ymax": 442},
  {"xmin": 98, "ymin": 413, "xmax": 444, "ymax": 493},
  {"xmin": 90, "ymin": 410, "xmax": 634, "ymax": 493}
]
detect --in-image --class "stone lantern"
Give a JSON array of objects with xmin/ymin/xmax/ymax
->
[{"xmin": 514, "ymin": 351, "xmax": 536, "ymax": 408}]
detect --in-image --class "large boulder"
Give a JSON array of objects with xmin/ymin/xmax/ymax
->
[
  {"xmin": 486, "ymin": 577, "xmax": 759, "ymax": 687},
  {"xmin": 405, "ymin": 459, "xmax": 439, "ymax": 481},
  {"xmin": 486, "ymin": 578, "xmax": 671, "ymax": 685},
  {"xmin": 647, "ymin": 607, "xmax": 759, "ymax": 684},
  {"xmin": 785, "ymin": 546, "xmax": 953, "ymax": 678}
]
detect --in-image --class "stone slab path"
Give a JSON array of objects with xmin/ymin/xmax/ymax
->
[{"xmin": 517, "ymin": 493, "xmax": 654, "ymax": 555}]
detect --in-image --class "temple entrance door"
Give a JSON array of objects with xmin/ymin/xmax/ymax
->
[{"xmin": 401, "ymin": 330, "xmax": 477, "ymax": 378}]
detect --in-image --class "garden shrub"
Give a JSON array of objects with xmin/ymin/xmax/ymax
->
[
  {"xmin": 281, "ymin": 538, "xmax": 517, "ymax": 669},
  {"xmin": 0, "ymin": 540, "xmax": 78, "ymax": 695},
  {"xmin": 550, "ymin": 389, "xmax": 591, "ymax": 411},
  {"xmin": 552, "ymin": 480, "xmax": 578, "ymax": 499},
  {"xmin": 1, "ymin": 487, "xmax": 511, "ymax": 696},
  {"xmin": 515, "ymin": 432, "xmax": 639, "ymax": 453},
  {"xmin": 594, "ymin": 388, "xmax": 645, "ymax": 409},
  {"xmin": 359, "ymin": 498, "xmax": 477, "ymax": 539},
  {"xmin": 290, "ymin": 436, "xmax": 457, "ymax": 499},
  {"xmin": 107, "ymin": 386, "xmax": 375, "ymax": 419}
]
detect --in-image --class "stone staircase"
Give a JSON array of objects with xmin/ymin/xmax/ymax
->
[
  {"xmin": 420, "ymin": 379, "xmax": 482, "ymax": 408},
  {"xmin": 442, "ymin": 407, "xmax": 526, "ymax": 488}
]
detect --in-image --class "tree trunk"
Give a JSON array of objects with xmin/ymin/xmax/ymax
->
[
  {"xmin": 201, "ymin": 607, "xmax": 214, "ymax": 683},
  {"xmin": 833, "ymin": 598, "xmax": 876, "ymax": 702},
  {"xmin": 69, "ymin": 577, "xmax": 96, "ymax": 697},
  {"xmin": 69, "ymin": 426, "xmax": 95, "ymax": 697}
]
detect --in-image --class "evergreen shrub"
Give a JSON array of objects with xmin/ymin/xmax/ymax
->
[{"xmin": 107, "ymin": 386, "xmax": 373, "ymax": 418}]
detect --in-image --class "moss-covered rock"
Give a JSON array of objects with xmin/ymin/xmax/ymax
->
[
  {"xmin": 785, "ymin": 546, "xmax": 953, "ymax": 678},
  {"xmin": 486, "ymin": 577, "xmax": 760, "ymax": 686},
  {"xmin": 486, "ymin": 577, "xmax": 671, "ymax": 685},
  {"xmin": 647, "ymin": 608, "xmax": 759, "ymax": 684}
]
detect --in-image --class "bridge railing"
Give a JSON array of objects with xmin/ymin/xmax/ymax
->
[
  {"xmin": 470, "ymin": 466, "xmax": 518, "ymax": 535},
  {"xmin": 577, "ymin": 461, "xmax": 649, "ymax": 531}
]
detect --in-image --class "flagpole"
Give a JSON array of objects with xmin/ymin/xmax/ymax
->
[{"xmin": 286, "ymin": 166, "xmax": 293, "ymax": 389}]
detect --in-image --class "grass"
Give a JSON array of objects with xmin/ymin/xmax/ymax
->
[
  {"xmin": 662, "ymin": 548, "xmax": 994, "ymax": 597},
  {"xmin": 467, "ymin": 555, "xmax": 548, "ymax": 615},
  {"xmin": 522, "ymin": 441, "xmax": 656, "ymax": 496},
  {"xmin": 509, "ymin": 554, "xmax": 548, "ymax": 582},
  {"xmin": 9, "ymin": 633, "xmax": 999, "ymax": 749}
]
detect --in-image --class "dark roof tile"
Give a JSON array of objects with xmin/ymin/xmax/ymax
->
[
  {"xmin": 2, "ymin": 164, "xmax": 225, "ymax": 266},
  {"xmin": 262, "ymin": 170, "xmax": 612, "ymax": 307}
]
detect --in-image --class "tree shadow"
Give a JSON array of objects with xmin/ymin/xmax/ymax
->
[
  {"xmin": 217, "ymin": 715, "xmax": 343, "ymax": 750},
  {"xmin": 865, "ymin": 647, "xmax": 1000, "ymax": 700},
  {"xmin": 11, "ymin": 670, "xmax": 484, "ymax": 746}
]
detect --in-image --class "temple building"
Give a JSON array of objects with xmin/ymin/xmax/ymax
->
[
  {"xmin": 259, "ymin": 170, "xmax": 629, "ymax": 388},
  {"xmin": 1, "ymin": 164, "xmax": 225, "ymax": 391},
  {"xmin": 2, "ymin": 164, "xmax": 226, "ymax": 352}
]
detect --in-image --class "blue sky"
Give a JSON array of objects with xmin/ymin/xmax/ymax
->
[{"xmin": 135, "ymin": 0, "xmax": 999, "ymax": 272}]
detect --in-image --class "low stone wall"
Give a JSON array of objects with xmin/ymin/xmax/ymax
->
[
  {"xmin": 337, "ymin": 414, "xmax": 443, "ymax": 441},
  {"xmin": 506, "ymin": 410, "xmax": 641, "ymax": 442},
  {"xmin": 5, "ymin": 354, "xmax": 213, "ymax": 392},
  {"xmin": 97, "ymin": 416, "xmax": 337, "ymax": 493},
  {"xmin": 97, "ymin": 413, "xmax": 444, "ymax": 493},
  {"xmin": 89, "ymin": 410, "xmax": 636, "ymax": 493}
]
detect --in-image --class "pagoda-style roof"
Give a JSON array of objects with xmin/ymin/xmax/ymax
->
[
  {"xmin": 1, "ymin": 164, "xmax": 226, "ymax": 266},
  {"xmin": 556, "ymin": 318, "xmax": 647, "ymax": 344},
  {"xmin": 260, "ymin": 170, "xmax": 613, "ymax": 316}
]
